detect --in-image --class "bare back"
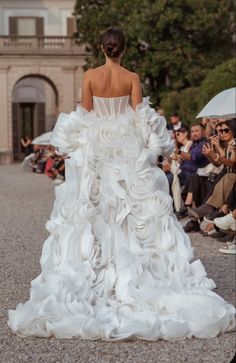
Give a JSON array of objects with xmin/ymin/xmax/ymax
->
[{"xmin": 81, "ymin": 64, "xmax": 142, "ymax": 111}]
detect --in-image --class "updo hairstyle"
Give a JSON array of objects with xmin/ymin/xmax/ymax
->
[{"xmin": 100, "ymin": 27, "xmax": 126, "ymax": 58}]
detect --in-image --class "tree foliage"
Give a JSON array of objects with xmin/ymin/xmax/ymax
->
[
  {"xmin": 160, "ymin": 87, "xmax": 200, "ymax": 125},
  {"xmin": 160, "ymin": 58, "xmax": 236, "ymax": 124},
  {"xmin": 74, "ymin": 0, "xmax": 234, "ymax": 104},
  {"xmin": 198, "ymin": 58, "xmax": 236, "ymax": 109}
]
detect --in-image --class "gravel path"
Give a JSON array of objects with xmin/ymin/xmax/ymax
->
[{"xmin": 0, "ymin": 165, "xmax": 235, "ymax": 363}]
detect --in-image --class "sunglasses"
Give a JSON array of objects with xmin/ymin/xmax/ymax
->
[{"xmin": 218, "ymin": 128, "xmax": 230, "ymax": 134}]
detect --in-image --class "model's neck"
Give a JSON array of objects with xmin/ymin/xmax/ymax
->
[{"xmin": 105, "ymin": 57, "xmax": 121, "ymax": 67}]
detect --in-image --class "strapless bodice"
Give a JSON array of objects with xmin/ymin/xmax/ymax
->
[{"xmin": 93, "ymin": 95, "xmax": 130, "ymax": 117}]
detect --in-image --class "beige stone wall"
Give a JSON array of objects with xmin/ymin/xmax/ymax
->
[
  {"xmin": 0, "ymin": 0, "xmax": 76, "ymax": 36},
  {"xmin": 0, "ymin": 66, "xmax": 10, "ymax": 163},
  {"xmin": 0, "ymin": 55, "xmax": 85, "ymax": 164},
  {"xmin": 44, "ymin": 80, "xmax": 57, "ymax": 131},
  {"xmin": 0, "ymin": 0, "xmax": 87, "ymax": 164}
]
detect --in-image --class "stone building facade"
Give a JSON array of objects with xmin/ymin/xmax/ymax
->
[{"xmin": 0, "ymin": 0, "xmax": 86, "ymax": 163}]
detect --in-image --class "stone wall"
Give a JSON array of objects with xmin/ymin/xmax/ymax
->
[
  {"xmin": 0, "ymin": 55, "xmax": 85, "ymax": 164},
  {"xmin": 0, "ymin": 0, "xmax": 76, "ymax": 36}
]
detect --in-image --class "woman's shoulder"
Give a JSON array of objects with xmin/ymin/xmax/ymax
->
[
  {"xmin": 83, "ymin": 68, "xmax": 95, "ymax": 79},
  {"xmin": 117, "ymin": 66, "xmax": 140, "ymax": 79},
  {"xmin": 114, "ymin": 67, "xmax": 141, "ymax": 86},
  {"xmin": 84, "ymin": 65, "xmax": 140, "ymax": 78}
]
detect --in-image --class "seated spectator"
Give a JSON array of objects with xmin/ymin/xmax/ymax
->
[
  {"xmin": 200, "ymin": 181, "xmax": 236, "ymax": 239},
  {"xmin": 21, "ymin": 135, "xmax": 33, "ymax": 156},
  {"xmin": 174, "ymin": 124, "xmax": 210, "ymax": 218},
  {"xmin": 201, "ymin": 118, "xmax": 217, "ymax": 138},
  {"xmin": 167, "ymin": 112, "xmax": 189, "ymax": 131},
  {"xmin": 45, "ymin": 146, "xmax": 57, "ymax": 179},
  {"xmin": 45, "ymin": 146, "xmax": 65, "ymax": 182},
  {"xmin": 21, "ymin": 138, "xmax": 35, "ymax": 172},
  {"xmin": 201, "ymin": 117, "xmax": 227, "ymax": 138},
  {"xmin": 164, "ymin": 128, "xmax": 192, "ymax": 211},
  {"xmin": 51, "ymin": 159, "xmax": 65, "ymax": 181},
  {"xmin": 200, "ymin": 117, "xmax": 210, "ymax": 129},
  {"xmin": 181, "ymin": 122, "xmax": 225, "ymax": 212},
  {"xmin": 174, "ymin": 128, "xmax": 194, "ymax": 186},
  {"xmin": 185, "ymin": 119, "xmax": 236, "ymax": 232},
  {"xmin": 31, "ymin": 145, "xmax": 47, "ymax": 173}
]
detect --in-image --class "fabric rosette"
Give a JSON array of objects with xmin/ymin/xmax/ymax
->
[{"xmin": 135, "ymin": 98, "xmax": 175, "ymax": 161}]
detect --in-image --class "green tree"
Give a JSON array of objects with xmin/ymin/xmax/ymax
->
[
  {"xmin": 160, "ymin": 58, "xmax": 236, "ymax": 124},
  {"xmin": 198, "ymin": 58, "xmax": 236, "ymax": 109},
  {"xmin": 74, "ymin": 0, "xmax": 234, "ymax": 104},
  {"xmin": 160, "ymin": 87, "xmax": 200, "ymax": 125}
]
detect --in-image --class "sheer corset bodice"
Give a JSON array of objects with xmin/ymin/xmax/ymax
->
[{"xmin": 93, "ymin": 95, "xmax": 130, "ymax": 117}]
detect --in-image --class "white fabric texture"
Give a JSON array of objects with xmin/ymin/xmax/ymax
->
[
  {"xmin": 171, "ymin": 141, "xmax": 192, "ymax": 212},
  {"xmin": 8, "ymin": 97, "xmax": 235, "ymax": 340},
  {"xmin": 170, "ymin": 160, "xmax": 182, "ymax": 212}
]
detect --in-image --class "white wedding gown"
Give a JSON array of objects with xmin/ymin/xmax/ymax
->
[{"xmin": 8, "ymin": 96, "xmax": 235, "ymax": 340}]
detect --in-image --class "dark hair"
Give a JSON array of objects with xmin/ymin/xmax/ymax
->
[
  {"xmin": 174, "ymin": 127, "xmax": 190, "ymax": 140},
  {"xmin": 173, "ymin": 127, "xmax": 188, "ymax": 134},
  {"xmin": 217, "ymin": 118, "xmax": 236, "ymax": 138},
  {"xmin": 100, "ymin": 27, "xmax": 126, "ymax": 58},
  {"xmin": 191, "ymin": 123, "xmax": 204, "ymax": 129}
]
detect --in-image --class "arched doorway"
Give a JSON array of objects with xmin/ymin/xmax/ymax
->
[{"xmin": 12, "ymin": 75, "xmax": 58, "ymax": 160}]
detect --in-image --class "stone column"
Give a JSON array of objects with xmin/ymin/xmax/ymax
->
[
  {"xmin": 0, "ymin": 66, "xmax": 12, "ymax": 164},
  {"xmin": 62, "ymin": 66, "xmax": 77, "ymax": 112}
]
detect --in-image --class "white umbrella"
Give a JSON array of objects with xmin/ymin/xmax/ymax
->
[
  {"xmin": 32, "ymin": 131, "xmax": 53, "ymax": 145},
  {"xmin": 196, "ymin": 87, "xmax": 236, "ymax": 119}
]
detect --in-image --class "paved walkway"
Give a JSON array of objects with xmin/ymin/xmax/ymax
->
[{"xmin": 0, "ymin": 165, "xmax": 235, "ymax": 363}]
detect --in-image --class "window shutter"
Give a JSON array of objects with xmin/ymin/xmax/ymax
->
[
  {"xmin": 67, "ymin": 17, "xmax": 75, "ymax": 36},
  {"xmin": 9, "ymin": 17, "xmax": 18, "ymax": 36},
  {"xmin": 36, "ymin": 17, "xmax": 44, "ymax": 36}
]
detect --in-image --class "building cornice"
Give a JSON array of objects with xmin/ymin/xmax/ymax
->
[{"xmin": 0, "ymin": 0, "xmax": 75, "ymax": 3}]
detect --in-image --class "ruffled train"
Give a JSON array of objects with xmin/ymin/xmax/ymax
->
[{"xmin": 8, "ymin": 100, "xmax": 235, "ymax": 340}]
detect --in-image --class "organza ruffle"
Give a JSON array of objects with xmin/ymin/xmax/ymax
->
[{"xmin": 8, "ymin": 100, "xmax": 235, "ymax": 340}]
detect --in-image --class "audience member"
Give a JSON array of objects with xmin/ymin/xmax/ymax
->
[
  {"xmin": 185, "ymin": 119, "xmax": 236, "ymax": 232},
  {"xmin": 166, "ymin": 128, "xmax": 192, "ymax": 211},
  {"xmin": 174, "ymin": 124, "xmax": 210, "ymax": 218},
  {"xmin": 167, "ymin": 113, "xmax": 189, "ymax": 131},
  {"xmin": 181, "ymin": 122, "xmax": 225, "ymax": 213},
  {"xmin": 21, "ymin": 135, "xmax": 33, "ymax": 156},
  {"xmin": 156, "ymin": 108, "xmax": 165, "ymax": 116}
]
